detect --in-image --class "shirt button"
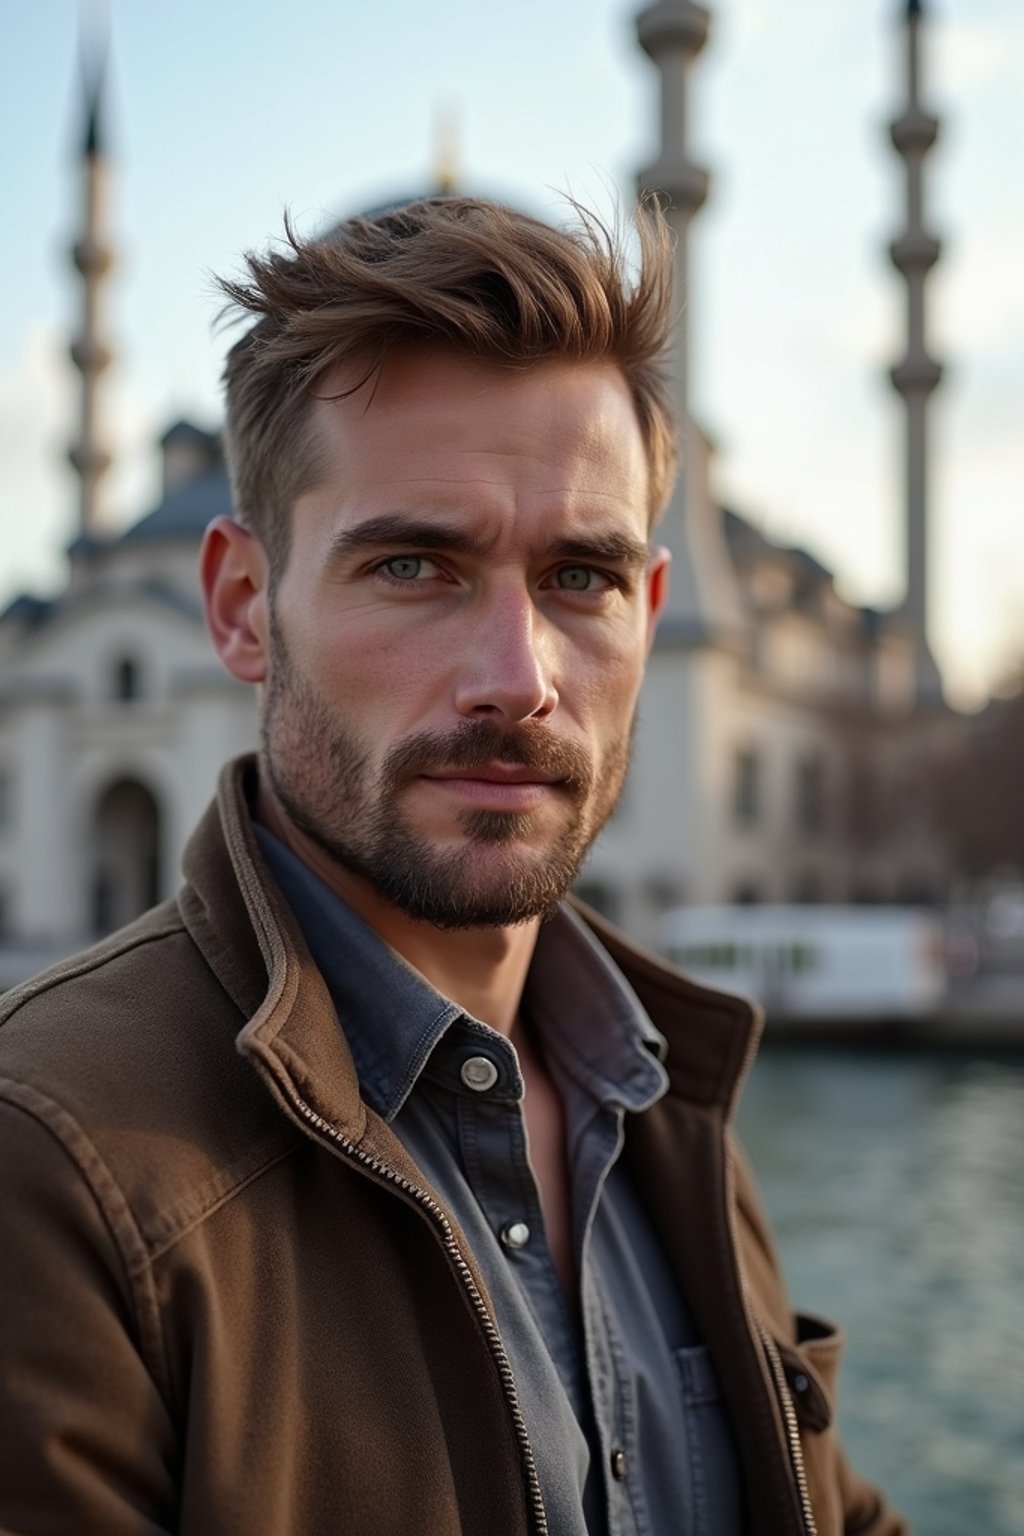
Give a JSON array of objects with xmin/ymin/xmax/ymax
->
[
  {"xmin": 610, "ymin": 1448, "xmax": 629, "ymax": 1481},
  {"xmin": 460, "ymin": 1055, "xmax": 500, "ymax": 1092},
  {"xmin": 500, "ymin": 1221, "xmax": 531, "ymax": 1250}
]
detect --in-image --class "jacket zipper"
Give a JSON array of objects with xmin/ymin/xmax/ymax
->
[
  {"xmin": 755, "ymin": 1318, "xmax": 818, "ymax": 1536},
  {"xmin": 288, "ymin": 1092, "xmax": 549, "ymax": 1536},
  {"xmin": 726, "ymin": 1132, "xmax": 817, "ymax": 1536}
]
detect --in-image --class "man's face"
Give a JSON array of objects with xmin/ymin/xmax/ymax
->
[{"xmin": 261, "ymin": 351, "xmax": 668, "ymax": 928}]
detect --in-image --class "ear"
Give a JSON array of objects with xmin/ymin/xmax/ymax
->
[
  {"xmin": 199, "ymin": 516, "xmax": 271, "ymax": 685},
  {"xmin": 644, "ymin": 545, "xmax": 671, "ymax": 653}
]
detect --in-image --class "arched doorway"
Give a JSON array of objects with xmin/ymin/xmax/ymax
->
[{"xmin": 91, "ymin": 778, "xmax": 162, "ymax": 936}]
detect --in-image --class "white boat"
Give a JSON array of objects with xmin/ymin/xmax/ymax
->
[{"xmin": 657, "ymin": 904, "xmax": 948, "ymax": 1024}]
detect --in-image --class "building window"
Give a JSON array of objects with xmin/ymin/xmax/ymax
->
[
  {"xmin": 733, "ymin": 748, "xmax": 760, "ymax": 827},
  {"xmin": 112, "ymin": 657, "xmax": 141, "ymax": 703},
  {"xmin": 845, "ymin": 762, "xmax": 881, "ymax": 844},
  {"xmin": 91, "ymin": 778, "xmax": 162, "ymax": 935},
  {"xmin": 793, "ymin": 872, "xmax": 822, "ymax": 904},
  {"xmin": 899, "ymin": 878, "xmax": 935, "ymax": 906},
  {"xmin": 0, "ymin": 767, "xmax": 11, "ymax": 832},
  {"xmin": 795, "ymin": 755, "xmax": 825, "ymax": 835},
  {"xmin": 572, "ymin": 879, "xmax": 621, "ymax": 924}
]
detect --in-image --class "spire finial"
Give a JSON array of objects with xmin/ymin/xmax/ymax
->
[
  {"xmin": 81, "ymin": 57, "xmax": 105, "ymax": 158},
  {"xmin": 78, "ymin": 2, "xmax": 110, "ymax": 158},
  {"xmin": 433, "ymin": 101, "xmax": 460, "ymax": 196}
]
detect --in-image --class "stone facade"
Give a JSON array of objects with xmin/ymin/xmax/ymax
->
[{"xmin": 0, "ymin": 447, "xmax": 256, "ymax": 983}]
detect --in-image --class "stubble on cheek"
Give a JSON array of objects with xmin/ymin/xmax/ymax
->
[
  {"xmin": 259, "ymin": 602, "xmax": 639, "ymax": 926},
  {"xmin": 261, "ymin": 605, "xmax": 373, "ymax": 828}
]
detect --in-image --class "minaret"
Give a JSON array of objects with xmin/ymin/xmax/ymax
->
[
  {"xmin": 68, "ymin": 45, "xmax": 115, "ymax": 540},
  {"xmin": 888, "ymin": 0, "xmax": 943, "ymax": 704},
  {"xmin": 635, "ymin": 1, "xmax": 744, "ymax": 642}
]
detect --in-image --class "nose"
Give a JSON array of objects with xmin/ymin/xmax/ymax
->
[{"xmin": 453, "ymin": 584, "xmax": 558, "ymax": 722}]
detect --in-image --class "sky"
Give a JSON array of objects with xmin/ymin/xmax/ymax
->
[{"xmin": 2, "ymin": 0, "xmax": 1021, "ymax": 708}]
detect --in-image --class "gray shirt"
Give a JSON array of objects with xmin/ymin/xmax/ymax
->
[{"xmin": 257, "ymin": 828, "xmax": 743, "ymax": 1536}]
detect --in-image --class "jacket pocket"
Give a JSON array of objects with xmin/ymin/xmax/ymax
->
[
  {"xmin": 674, "ymin": 1345, "xmax": 745, "ymax": 1536},
  {"xmin": 776, "ymin": 1312, "xmax": 846, "ymax": 1536},
  {"xmin": 779, "ymin": 1311, "xmax": 844, "ymax": 1430}
]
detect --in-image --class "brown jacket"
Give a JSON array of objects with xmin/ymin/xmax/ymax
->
[{"xmin": 0, "ymin": 758, "xmax": 905, "ymax": 1536}]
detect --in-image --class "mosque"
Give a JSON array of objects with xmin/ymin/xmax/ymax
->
[{"xmin": 0, "ymin": 1, "xmax": 959, "ymax": 977}]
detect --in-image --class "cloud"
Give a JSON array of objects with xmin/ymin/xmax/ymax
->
[
  {"xmin": 0, "ymin": 326, "xmax": 165, "ymax": 611},
  {"xmin": 826, "ymin": 286, "xmax": 899, "ymax": 369},
  {"xmin": 0, "ymin": 326, "xmax": 72, "ymax": 604},
  {"xmin": 935, "ymin": 20, "xmax": 1023, "ymax": 93},
  {"xmin": 729, "ymin": 1, "xmax": 778, "ymax": 46},
  {"xmin": 935, "ymin": 226, "xmax": 1024, "ymax": 352}
]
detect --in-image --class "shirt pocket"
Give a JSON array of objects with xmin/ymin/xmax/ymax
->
[{"xmin": 674, "ymin": 1345, "xmax": 744, "ymax": 1536}]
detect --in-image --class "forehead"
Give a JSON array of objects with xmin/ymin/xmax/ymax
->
[{"xmin": 302, "ymin": 351, "xmax": 651, "ymax": 536}]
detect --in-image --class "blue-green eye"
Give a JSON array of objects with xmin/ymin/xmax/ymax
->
[
  {"xmin": 556, "ymin": 565, "xmax": 606, "ymax": 592},
  {"xmin": 381, "ymin": 556, "xmax": 431, "ymax": 581}
]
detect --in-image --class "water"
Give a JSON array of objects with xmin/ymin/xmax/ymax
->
[{"xmin": 738, "ymin": 1046, "xmax": 1024, "ymax": 1536}]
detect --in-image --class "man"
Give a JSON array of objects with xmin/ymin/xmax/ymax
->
[{"xmin": 0, "ymin": 198, "xmax": 903, "ymax": 1535}]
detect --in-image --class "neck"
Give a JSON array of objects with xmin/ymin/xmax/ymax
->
[{"xmin": 256, "ymin": 781, "xmax": 539, "ymax": 1036}]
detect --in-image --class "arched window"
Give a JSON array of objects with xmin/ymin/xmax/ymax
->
[
  {"xmin": 91, "ymin": 777, "xmax": 161, "ymax": 934},
  {"xmin": 112, "ymin": 656, "xmax": 141, "ymax": 703},
  {"xmin": 733, "ymin": 748, "xmax": 760, "ymax": 827},
  {"xmin": 795, "ymin": 755, "xmax": 826, "ymax": 835}
]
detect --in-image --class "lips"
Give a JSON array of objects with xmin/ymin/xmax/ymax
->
[
  {"xmin": 417, "ymin": 762, "xmax": 567, "ymax": 812},
  {"xmin": 424, "ymin": 762, "xmax": 563, "ymax": 786}
]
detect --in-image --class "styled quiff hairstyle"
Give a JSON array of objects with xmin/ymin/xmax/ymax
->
[{"xmin": 218, "ymin": 196, "xmax": 678, "ymax": 571}]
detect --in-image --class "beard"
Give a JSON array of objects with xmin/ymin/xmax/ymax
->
[{"xmin": 260, "ymin": 619, "xmax": 633, "ymax": 930}]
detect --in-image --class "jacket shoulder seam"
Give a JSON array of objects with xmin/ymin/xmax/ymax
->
[
  {"xmin": 0, "ymin": 1076, "xmax": 173, "ymax": 1405},
  {"xmin": 0, "ymin": 914, "xmax": 188, "ymax": 1029}
]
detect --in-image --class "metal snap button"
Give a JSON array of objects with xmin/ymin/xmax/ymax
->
[
  {"xmin": 500, "ymin": 1221, "xmax": 531, "ymax": 1250},
  {"xmin": 610, "ymin": 1448, "xmax": 629, "ymax": 1481},
  {"xmin": 460, "ymin": 1055, "xmax": 499, "ymax": 1092},
  {"xmin": 792, "ymin": 1372, "xmax": 810, "ymax": 1395}
]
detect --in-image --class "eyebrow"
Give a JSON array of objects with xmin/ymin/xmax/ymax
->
[
  {"xmin": 546, "ymin": 534, "xmax": 651, "ymax": 571},
  {"xmin": 327, "ymin": 515, "xmax": 486, "ymax": 562},
  {"xmin": 326, "ymin": 513, "xmax": 651, "ymax": 571}
]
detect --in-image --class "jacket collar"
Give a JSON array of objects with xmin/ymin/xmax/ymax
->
[
  {"xmin": 178, "ymin": 757, "xmax": 764, "ymax": 1137},
  {"xmin": 571, "ymin": 901, "xmax": 764, "ymax": 1120}
]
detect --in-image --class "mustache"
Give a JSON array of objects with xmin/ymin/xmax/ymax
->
[{"xmin": 383, "ymin": 722, "xmax": 593, "ymax": 791}]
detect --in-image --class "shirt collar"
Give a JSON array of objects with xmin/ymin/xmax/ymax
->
[
  {"xmin": 255, "ymin": 826, "xmax": 667, "ymax": 1122},
  {"xmin": 525, "ymin": 904, "xmax": 668, "ymax": 1113}
]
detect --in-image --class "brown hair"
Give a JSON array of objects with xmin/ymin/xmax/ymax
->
[{"xmin": 217, "ymin": 196, "xmax": 678, "ymax": 570}]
